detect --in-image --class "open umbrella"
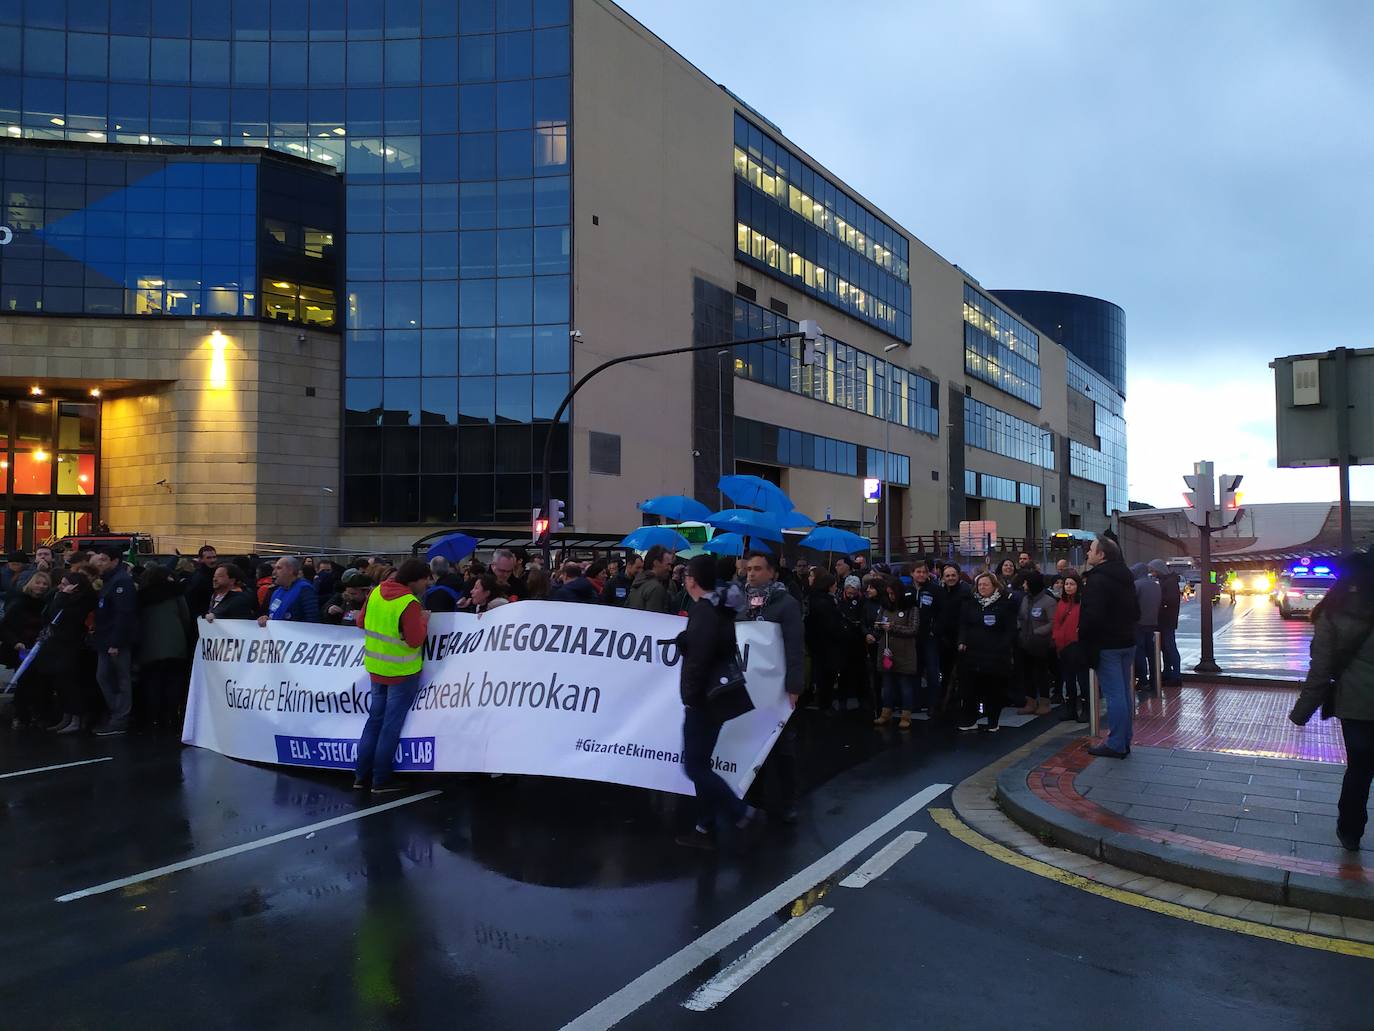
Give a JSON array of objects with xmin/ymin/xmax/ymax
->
[
  {"xmin": 702, "ymin": 532, "xmax": 747, "ymax": 556},
  {"xmin": 706, "ymin": 508, "xmax": 785, "ymax": 540},
  {"xmin": 426, "ymin": 532, "xmax": 479, "ymax": 564},
  {"xmin": 638, "ymin": 495, "xmax": 713, "ymax": 523},
  {"xmin": 718, "ymin": 474, "xmax": 795, "ymax": 515},
  {"xmin": 780, "ymin": 510, "xmax": 817, "ymax": 529},
  {"xmin": 797, "ymin": 526, "xmax": 872, "ymax": 554},
  {"xmin": 619, "ymin": 526, "xmax": 691, "ymax": 551}
]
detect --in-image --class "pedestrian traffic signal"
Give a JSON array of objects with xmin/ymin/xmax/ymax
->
[
  {"xmin": 549, "ymin": 498, "xmax": 565, "ymax": 533},
  {"xmin": 532, "ymin": 507, "xmax": 548, "ymax": 543}
]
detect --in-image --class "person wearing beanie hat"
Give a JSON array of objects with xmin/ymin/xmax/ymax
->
[
  {"xmin": 1149, "ymin": 559, "xmax": 1183, "ymax": 685},
  {"xmin": 844, "ymin": 574, "xmax": 861, "ymax": 592}
]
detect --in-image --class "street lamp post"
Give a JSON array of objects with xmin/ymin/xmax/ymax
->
[
  {"xmin": 882, "ymin": 342, "xmax": 900, "ymax": 565},
  {"xmin": 539, "ymin": 329, "xmax": 817, "ymax": 568}
]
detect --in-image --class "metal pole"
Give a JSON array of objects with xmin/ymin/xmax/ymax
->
[
  {"xmin": 1195, "ymin": 509, "xmax": 1221, "ymax": 674},
  {"xmin": 1335, "ymin": 347, "xmax": 1354, "ymax": 556},
  {"xmin": 1154, "ymin": 630, "xmax": 1163, "ymax": 693},
  {"xmin": 539, "ymin": 331, "xmax": 805, "ymax": 569},
  {"xmin": 1089, "ymin": 668, "xmax": 1100, "ymax": 737},
  {"xmin": 883, "ymin": 407, "xmax": 891, "ymax": 565}
]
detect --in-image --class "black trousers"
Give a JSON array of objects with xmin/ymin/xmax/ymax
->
[
  {"xmin": 682, "ymin": 705, "xmax": 745, "ymax": 828},
  {"xmin": 1059, "ymin": 646, "xmax": 1091, "ymax": 706},
  {"xmin": 1017, "ymin": 651, "xmax": 1053, "ymax": 702},
  {"xmin": 12, "ymin": 668, "xmax": 57, "ymax": 724},
  {"xmin": 961, "ymin": 670, "xmax": 1008, "ymax": 729},
  {"xmin": 1339, "ymin": 718, "xmax": 1374, "ymax": 842},
  {"xmin": 138, "ymin": 658, "xmax": 188, "ymax": 728},
  {"xmin": 810, "ymin": 656, "xmax": 840, "ymax": 709}
]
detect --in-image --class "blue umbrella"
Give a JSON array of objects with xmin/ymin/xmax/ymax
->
[
  {"xmin": 718, "ymin": 474, "xmax": 795, "ymax": 515},
  {"xmin": 780, "ymin": 510, "xmax": 817, "ymax": 529},
  {"xmin": 427, "ymin": 532, "xmax": 479, "ymax": 564},
  {"xmin": 620, "ymin": 526, "xmax": 691, "ymax": 551},
  {"xmin": 706, "ymin": 508, "xmax": 785, "ymax": 540},
  {"xmin": 702, "ymin": 532, "xmax": 747, "ymax": 556},
  {"xmin": 797, "ymin": 526, "xmax": 873, "ymax": 554},
  {"xmin": 638, "ymin": 494, "xmax": 714, "ymax": 522}
]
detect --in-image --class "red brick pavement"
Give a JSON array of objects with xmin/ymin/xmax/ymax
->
[{"xmin": 1025, "ymin": 683, "xmax": 1370, "ymax": 885}]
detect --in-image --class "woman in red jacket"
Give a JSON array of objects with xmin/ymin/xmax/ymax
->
[{"xmin": 1052, "ymin": 572, "xmax": 1090, "ymax": 723}]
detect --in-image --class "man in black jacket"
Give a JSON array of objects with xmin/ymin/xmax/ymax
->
[
  {"xmin": 1080, "ymin": 536, "xmax": 1140, "ymax": 758},
  {"xmin": 1149, "ymin": 559, "xmax": 1183, "ymax": 686},
  {"xmin": 89, "ymin": 547, "xmax": 139, "ymax": 736},
  {"xmin": 741, "ymin": 550, "xmax": 805, "ymax": 823},
  {"xmin": 601, "ymin": 556, "xmax": 635, "ymax": 606},
  {"xmin": 935, "ymin": 564, "xmax": 971, "ymax": 712},
  {"xmin": 185, "ymin": 544, "xmax": 219, "ymax": 619}
]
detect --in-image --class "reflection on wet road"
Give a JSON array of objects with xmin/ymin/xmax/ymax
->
[{"xmin": 1177, "ymin": 592, "xmax": 1313, "ymax": 679}]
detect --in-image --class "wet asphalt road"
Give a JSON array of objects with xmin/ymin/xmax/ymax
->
[{"xmin": 1, "ymin": 708, "xmax": 1365, "ymax": 1031}]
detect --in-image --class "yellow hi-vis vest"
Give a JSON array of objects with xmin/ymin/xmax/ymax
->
[{"xmin": 362, "ymin": 587, "xmax": 422, "ymax": 678}]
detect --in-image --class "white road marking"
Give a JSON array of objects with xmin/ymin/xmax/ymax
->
[
  {"xmin": 55, "ymin": 789, "xmax": 442, "ymax": 903},
  {"xmin": 558, "ymin": 781, "xmax": 950, "ymax": 1031},
  {"xmin": 0, "ymin": 756, "xmax": 113, "ymax": 780},
  {"xmin": 681, "ymin": 906, "xmax": 833, "ymax": 1012},
  {"xmin": 839, "ymin": 830, "xmax": 926, "ymax": 888}
]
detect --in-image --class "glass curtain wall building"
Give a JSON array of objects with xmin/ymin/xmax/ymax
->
[{"xmin": 0, "ymin": 0, "xmax": 573, "ymax": 527}]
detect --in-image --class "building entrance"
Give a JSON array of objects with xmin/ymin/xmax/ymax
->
[{"xmin": 0, "ymin": 395, "xmax": 100, "ymax": 554}]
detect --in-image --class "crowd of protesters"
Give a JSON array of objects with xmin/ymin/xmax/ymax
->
[{"xmin": 0, "ymin": 534, "xmax": 1185, "ymax": 838}]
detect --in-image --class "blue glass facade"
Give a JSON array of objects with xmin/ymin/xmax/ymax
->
[
  {"xmin": 733, "ymin": 114, "xmax": 911, "ymax": 343},
  {"xmin": 736, "ymin": 417, "xmax": 909, "ymax": 487},
  {"xmin": 731, "ymin": 295, "xmax": 938, "ymax": 437},
  {"xmin": 964, "ymin": 397, "xmax": 1054, "ymax": 470},
  {"xmin": 963, "ymin": 284, "xmax": 1041, "ymax": 406},
  {"xmin": 0, "ymin": 0, "xmax": 573, "ymax": 526},
  {"xmin": 990, "ymin": 289, "xmax": 1126, "ymax": 398},
  {"xmin": 1066, "ymin": 354, "xmax": 1128, "ymax": 517}
]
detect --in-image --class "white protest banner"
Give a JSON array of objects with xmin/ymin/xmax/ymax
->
[{"xmin": 184, "ymin": 601, "xmax": 790, "ymax": 797}]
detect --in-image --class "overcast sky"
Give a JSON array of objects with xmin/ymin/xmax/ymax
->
[{"xmin": 618, "ymin": 0, "xmax": 1374, "ymax": 508}]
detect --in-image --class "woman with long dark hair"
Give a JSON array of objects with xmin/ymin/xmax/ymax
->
[
  {"xmin": 1291, "ymin": 552, "xmax": 1374, "ymax": 851},
  {"xmin": 35, "ymin": 571, "xmax": 99, "ymax": 734},
  {"xmin": 1052, "ymin": 571, "xmax": 1090, "ymax": 722}
]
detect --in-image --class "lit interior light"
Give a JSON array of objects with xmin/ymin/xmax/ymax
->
[
  {"xmin": 139, "ymin": 135, "xmax": 150, "ymax": 143},
  {"xmin": 32, "ymin": 449, "xmax": 49, "ymax": 462},
  {"xmin": 79, "ymin": 474, "xmax": 89, "ymax": 483},
  {"xmin": 273, "ymin": 281, "xmax": 293, "ymax": 289},
  {"xmin": 89, "ymin": 387, "xmax": 101, "ymax": 398},
  {"xmin": 0, "ymin": 460, "xmax": 7, "ymax": 470},
  {"xmin": 29, "ymin": 385, "xmax": 42, "ymax": 396},
  {"xmin": 209, "ymin": 330, "xmax": 229, "ymax": 389},
  {"xmin": 86, "ymin": 131, "xmax": 103, "ymax": 139},
  {"xmin": 6, "ymin": 126, "xmax": 20, "ymax": 136},
  {"xmin": 50, "ymin": 117, "xmax": 64, "ymax": 126},
  {"xmin": 332, "ymin": 127, "xmax": 346, "ymax": 136}
]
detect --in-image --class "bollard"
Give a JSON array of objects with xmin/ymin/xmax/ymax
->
[
  {"xmin": 1154, "ymin": 630, "xmax": 1164, "ymax": 694},
  {"xmin": 1088, "ymin": 668, "xmax": 1100, "ymax": 738}
]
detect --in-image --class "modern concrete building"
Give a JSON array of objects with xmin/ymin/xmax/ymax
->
[{"xmin": 0, "ymin": 0, "xmax": 1127, "ymax": 557}]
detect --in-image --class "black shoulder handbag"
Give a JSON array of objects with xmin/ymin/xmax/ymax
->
[{"xmin": 706, "ymin": 600, "xmax": 755, "ymax": 723}]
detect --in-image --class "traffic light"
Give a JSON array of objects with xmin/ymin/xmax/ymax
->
[
  {"xmin": 549, "ymin": 498, "xmax": 565, "ymax": 533},
  {"xmin": 1218, "ymin": 474, "xmax": 1243, "ymax": 526},
  {"xmin": 532, "ymin": 507, "xmax": 548, "ymax": 543},
  {"xmin": 1182, "ymin": 467, "xmax": 1214, "ymax": 528}
]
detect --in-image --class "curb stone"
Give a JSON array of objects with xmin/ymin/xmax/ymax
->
[{"xmin": 994, "ymin": 743, "xmax": 1374, "ymax": 921}]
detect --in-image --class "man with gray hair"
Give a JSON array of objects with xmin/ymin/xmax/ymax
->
[
  {"xmin": 489, "ymin": 548, "xmax": 527, "ymax": 601},
  {"xmin": 424, "ymin": 555, "xmax": 465, "ymax": 611},
  {"xmin": 257, "ymin": 555, "xmax": 320, "ymax": 626}
]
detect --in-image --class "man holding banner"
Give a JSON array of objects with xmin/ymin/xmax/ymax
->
[{"xmin": 353, "ymin": 560, "xmax": 433, "ymax": 794}]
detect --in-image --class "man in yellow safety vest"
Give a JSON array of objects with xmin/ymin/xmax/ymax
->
[{"xmin": 353, "ymin": 559, "xmax": 433, "ymax": 794}]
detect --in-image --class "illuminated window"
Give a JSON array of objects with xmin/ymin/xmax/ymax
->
[
  {"xmin": 56, "ymin": 453, "xmax": 96, "ymax": 496},
  {"xmin": 12, "ymin": 449, "xmax": 52, "ymax": 494}
]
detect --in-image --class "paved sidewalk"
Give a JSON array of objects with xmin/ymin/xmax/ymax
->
[{"xmin": 996, "ymin": 682, "xmax": 1374, "ymax": 920}]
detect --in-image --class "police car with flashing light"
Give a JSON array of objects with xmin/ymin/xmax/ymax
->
[{"xmin": 1276, "ymin": 564, "xmax": 1336, "ymax": 620}]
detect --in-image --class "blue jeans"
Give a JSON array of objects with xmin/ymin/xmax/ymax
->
[
  {"xmin": 355, "ymin": 675, "xmax": 420, "ymax": 787},
  {"xmin": 1134, "ymin": 626, "xmax": 1157, "ymax": 686},
  {"xmin": 1160, "ymin": 627, "xmax": 1181, "ymax": 681},
  {"xmin": 881, "ymin": 670, "xmax": 917, "ymax": 711},
  {"xmin": 916, "ymin": 636, "xmax": 942, "ymax": 710},
  {"xmin": 1096, "ymin": 647, "xmax": 1135, "ymax": 753},
  {"xmin": 682, "ymin": 705, "xmax": 745, "ymax": 829}
]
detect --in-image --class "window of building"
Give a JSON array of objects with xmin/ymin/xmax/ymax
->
[
  {"xmin": 964, "ymin": 397, "xmax": 1054, "ymax": 470},
  {"xmin": 963, "ymin": 284, "xmax": 1041, "ymax": 406}
]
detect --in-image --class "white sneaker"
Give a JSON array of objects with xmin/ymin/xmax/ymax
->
[{"xmin": 957, "ymin": 723, "xmax": 978, "ymax": 732}]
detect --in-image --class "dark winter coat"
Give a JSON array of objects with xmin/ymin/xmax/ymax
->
[
  {"xmin": 676, "ymin": 592, "xmax": 738, "ymax": 709},
  {"xmin": 958, "ymin": 594, "xmax": 1017, "ymax": 676},
  {"xmin": 93, "ymin": 563, "xmax": 139, "ymax": 650},
  {"xmin": 32, "ymin": 588, "xmax": 97, "ymax": 675},
  {"xmin": 1079, "ymin": 558, "xmax": 1140, "ymax": 659},
  {"xmin": 551, "ymin": 575, "xmax": 603, "ymax": 605},
  {"xmin": 1292, "ymin": 589, "xmax": 1374, "ymax": 724},
  {"xmin": 909, "ymin": 579, "xmax": 938, "ymax": 638},
  {"xmin": 626, "ymin": 571, "xmax": 674, "ymax": 614},
  {"xmin": 1017, "ymin": 590, "xmax": 1058, "ymax": 658},
  {"xmin": 424, "ymin": 574, "xmax": 466, "ymax": 612},
  {"xmin": 601, "ymin": 573, "xmax": 633, "ymax": 606},
  {"xmin": 185, "ymin": 564, "xmax": 216, "ymax": 619},
  {"xmin": 878, "ymin": 604, "xmax": 920, "ymax": 675},
  {"xmin": 0, "ymin": 592, "xmax": 48, "ymax": 667},
  {"xmin": 804, "ymin": 590, "xmax": 845, "ymax": 668},
  {"xmin": 138, "ymin": 580, "xmax": 193, "ymax": 664},
  {"xmin": 209, "ymin": 588, "xmax": 258, "ymax": 621},
  {"xmin": 1156, "ymin": 572, "xmax": 1181, "ymax": 631},
  {"xmin": 742, "ymin": 580, "xmax": 805, "ymax": 697},
  {"xmin": 934, "ymin": 581, "xmax": 971, "ymax": 646}
]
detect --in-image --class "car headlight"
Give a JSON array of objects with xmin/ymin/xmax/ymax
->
[{"xmin": 1252, "ymin": 575, "xmax": 1271, "ymax": 593}]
